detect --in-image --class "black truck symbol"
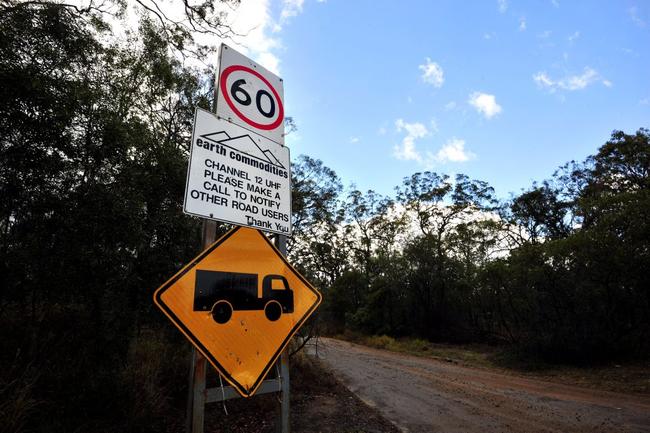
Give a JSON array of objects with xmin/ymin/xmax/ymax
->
[{"xmin": 193, "ymin": 270, "xmax": 294, "ymax": 324}]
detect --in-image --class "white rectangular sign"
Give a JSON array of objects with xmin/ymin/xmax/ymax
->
[
  {"xmin": 216, "ymin": 44, "xmax": 285, "ymax": 146},
  {"xmin": 184, "ymin": 108, "xmax": 292, "ymax": 235}
]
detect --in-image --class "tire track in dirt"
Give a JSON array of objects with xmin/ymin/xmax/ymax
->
[{"xmin": 315, "ymin": 338, "xmax": 650, "ymax": 433}]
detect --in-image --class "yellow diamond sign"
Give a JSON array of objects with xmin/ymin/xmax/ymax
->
[{"xmin": 153, "ymin": 227, "xmax": 322, "ymax": 397}]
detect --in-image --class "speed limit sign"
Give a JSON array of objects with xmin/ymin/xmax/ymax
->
[{"xmin": 216, "ymin": 44, "xmax": 285, "ymax": 146}]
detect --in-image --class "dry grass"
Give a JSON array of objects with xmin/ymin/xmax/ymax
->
[
  {"xmin": 117, "ymin": 332, "xmax": 187, "ymax": 432},
  {"xmin": 340, "ymin": 332, "xmax": 496, "ymax": 367},
  {"xmin": 0, "ymin": 365, "xmax": 40, "ymax": 433}
]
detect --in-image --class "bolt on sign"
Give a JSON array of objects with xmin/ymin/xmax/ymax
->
[
  {"xmin": 184, "ymin": 108, "xmax": 291, "ymax": 235},
  {"xmin": 216, "ymin": 44, "xmax": 285, "ymax": 146},
  {"xmin": 153, "ymin": 227, "xmax": 322, "ymax": 397}
]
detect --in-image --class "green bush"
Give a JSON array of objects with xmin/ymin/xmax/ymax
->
[{"xmin": 366, "ymin": 335, "xmax": 396, "ymax": 350}]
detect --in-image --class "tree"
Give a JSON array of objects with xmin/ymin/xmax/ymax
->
[
  {"xmin": 336, "ymin": 189, "xmax": 407, "ymax": 332},
  {"xmin": 393, "ymin": 172, "xmax": 498, "ymax": 340},
  {"xmin": 0, "ymin": 0, "xmax": 240, "ymax": 61},
  {"xmin": 0, "ymin": 5, "xmax": 215, "ymax": 430},
  {"xmin": 509, "ymin": 181, "xmax": 572, "ymax": 243},
  {"xmin": 289, "ymin": 155, "xmax": 345, "ymax": 284},
  {"xmin": 478, "ymin": 129, "xmax": 650, "ymax": 361},
  {"xmin": 578, "ymin": 128, "xmax": 650, "ymax": 228}
]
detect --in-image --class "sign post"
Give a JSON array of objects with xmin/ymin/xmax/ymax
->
[
  {"xmin": 185, "ymin": 220, "xmax": 215, "ymax": 433},
  {"xmin": 274, "ymin": 234, "xmax": 290, "ymax": 433},
  {"xmin": 154, "ymin": 44, "xmax": 319, "ymax": 433}
]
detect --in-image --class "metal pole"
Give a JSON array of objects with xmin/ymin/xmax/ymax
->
[
  {"xmin": 191, "ymin": 352, "xmax": 207, "ymax": 433},
  {"xmin": 186, "ymin": 220, "xmax": 217, "ymax": 433},
  {"xmin": 274, "ymin": 234, "xmax": 290, "ymax": 433},
  {"xmin": 185, "ymin": 348, "xmax": 197, "ymax": 433},
  {"xmin": 278, "ymin": 350, "xmax": 290, "ymax": 433},
  {"xmin": 187, "ymin": 69, "xmax": 222, "ymax": 433}
]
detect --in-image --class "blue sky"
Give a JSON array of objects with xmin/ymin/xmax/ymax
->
[{"xmin": 227, "ymin": 0, "xmax": 650, "ymax": 199}]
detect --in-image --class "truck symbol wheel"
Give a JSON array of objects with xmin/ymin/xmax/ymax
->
[
  {"xmin": 264, "ymin": 300, "xmax": 282, "ymax": 321},
  {"xmin": 211, "ymin": 300, "xmax": 232, "ymax": 324}
]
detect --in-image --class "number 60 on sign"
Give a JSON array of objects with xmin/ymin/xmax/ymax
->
[{"xmin": 216, "ymin": 45, "xmax": 285, "ymax": 146}]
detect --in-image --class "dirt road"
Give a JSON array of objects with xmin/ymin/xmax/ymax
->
[{"xmin": 315, "ymin": 338, "xmax": 650, "ymax": 433}]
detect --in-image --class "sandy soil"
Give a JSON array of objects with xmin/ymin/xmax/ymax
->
[
  {"xmin": 203, "ymin": 353, "xmax": 399, "ymax": 433},
  {"xmin": 315, "ymin": 338, "xmax": 650, "ymax": 433}
]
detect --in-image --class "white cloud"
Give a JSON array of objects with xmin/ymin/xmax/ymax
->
[
  {"xmin": 533, "ymin": 67, "xmax": 611, "ymax": 92},
  {"xmin": 468, "ymin": 92, "xmax": 502, "ymax": 119},
  {"xmin": 225, "ymin": 0, "xmax": 283, "ymax": 74},
  {"xmin": 444, "ymin": 101, "xmax": 457, "ymax": 111},
  {"xmin": 393, "ymin": 120, "xmax": 474, "ymax": 167},
  {"xmin": 429, "ymin": 118, "xmax": 439, "ymax": 133},
  {"xmin": 537, "ymin": 30, "xmax": 555, "ymax": 48},
  {"xmin": 433, "ymin": 138, "xmax": 475, "ymax": 163},
  {"xmin": 106, "ymin": 0, "xmax": 284, "ymax": 73},
  {"xmin": 393, "ymin": 119, "xmax": 429, "ymax": 162},
  {"xmin": 256, "ymin": 51, "xmax": 280, "ymax": 76},
  {"xmin": 378, "ymin": 126, "xmax": 387, "ymax": 135},
  {"xmin": 622, "ymin": 47, "xmax": 639, "ymax": 57},
  {"xmin": 285, "ymin": 132, "xmax": 302, "ymax": 146},
  {"xmin": 628, "ymin": 6, "xmax": 646, "ymax": 27},
  {"xmin": 419, "ymin": 58, "xmax": 444, "ymax": 88},
  {"xmin": 229, "ymin": 0, "xmax": 308, "ymax": 74},
  {"xmin": 273, "ymin": 0, "xmax": 308, "ymax": 33},
  {"xmin": 519, "ymin": 17, "xmax": 527, "ymax": 31},
  {"xmin": 568, "ymin": 31, "xmax": 580, "ymax": 43},
  {"xmin": 280, "ymin": 0, "xmax": 304, "ymax": 20},
  {"xmin": 498, "ymin": 0, "xmax": 508, "ymax": 13},
  {"xmin": 533, "ymin": 72, "xmax": 554, "ymax": 88},
  {"xmin": 349, "ymin": 136, "xmax": 360, "ymax": 144}
]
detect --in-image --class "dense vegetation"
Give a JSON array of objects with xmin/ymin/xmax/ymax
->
[
  {"xmin": 0, "ymin": 2, "xmax": 647, "ymax": 432},
  {"xmin": 309, "ymin": 129, "xmax": 650, "ymax": 364}
]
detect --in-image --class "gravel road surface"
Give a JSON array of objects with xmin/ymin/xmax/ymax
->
[{"xmin": 315, "ymin": 338, "xmax": 650, "ymax": 433}]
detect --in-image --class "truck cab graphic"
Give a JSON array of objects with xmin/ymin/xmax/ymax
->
[{"xmin": 193, "ymin": 270, "xmax": 294, "ymax": 324}]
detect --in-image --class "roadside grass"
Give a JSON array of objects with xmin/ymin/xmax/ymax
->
[
  {"xmin": 334, "ymin": 331, "xmax": 650, "ymax": 395},
  {"xmin": 339, "ymin": 331, "xmax": 497, "ymax": 368},
  {"xmin": 0, "ymin": 365, "xmax": 40, "ymax": 433}
]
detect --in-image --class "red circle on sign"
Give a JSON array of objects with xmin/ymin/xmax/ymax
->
[{"xmin": 220, "ymin": 65, "xmax": 284, "ymax": 131}]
